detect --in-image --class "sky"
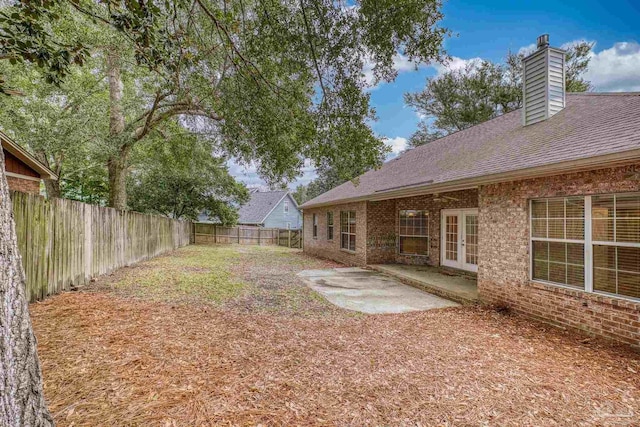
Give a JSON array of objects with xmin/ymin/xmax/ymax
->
[{"xmin": 229, "ymin": 0, "xmax": 640, "ymax": 190}]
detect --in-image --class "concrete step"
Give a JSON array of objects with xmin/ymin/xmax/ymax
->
[{"xmin": 368, "ymin": 264, "xmax": 479, "ymax": 305}]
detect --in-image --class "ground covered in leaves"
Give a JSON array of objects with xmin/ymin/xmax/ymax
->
[{"xmin": 31, "ymin": 245, "xmax": 640, "ymax": 426}]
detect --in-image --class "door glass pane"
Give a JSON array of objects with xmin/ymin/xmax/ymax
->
[
  {"xmin": 445, "ymin": 215, "xmax": 458, "ymax": 261},
  {"xmin": 465, "ymin": 214, "xmax": 478, "ymax": 265}
]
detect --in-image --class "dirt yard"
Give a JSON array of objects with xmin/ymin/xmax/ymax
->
[{"xmin": 31, "ymin": 245, "xmax": 640, "ymax": 426}]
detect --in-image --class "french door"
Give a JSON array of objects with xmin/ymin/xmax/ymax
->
[{"xmin": 441, "ymin": 209, "xmax": 478, "ymax": 272}]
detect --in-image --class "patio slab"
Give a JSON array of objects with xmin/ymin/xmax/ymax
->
[
  {"xmin": 297, "ymin": 267, "xmax": 459, "ymax": 314},
  {"xmin": 369, "ymin": 264, "xmax": 478, "ymax": 304}
]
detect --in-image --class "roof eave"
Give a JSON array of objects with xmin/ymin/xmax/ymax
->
[
  {"xmin": 0, "ymin": 131, "xmax": 58, "ymax": 180},
  {"xmin": 301, "ymin": 149, "xmax": 640, "ymax": 209}
]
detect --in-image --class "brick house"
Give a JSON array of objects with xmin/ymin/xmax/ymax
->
[
  {"xmin": 300, "ymin": 35, "xmax": 640, "ymax": 348},
  {"xmin": 1, "ymin": 131, "xmax": 57, "ymax": 194}
]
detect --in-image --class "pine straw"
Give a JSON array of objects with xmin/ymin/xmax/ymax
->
[{"xmin": 31, "ymin": 291, "xmax": 640, "ymax": 426}]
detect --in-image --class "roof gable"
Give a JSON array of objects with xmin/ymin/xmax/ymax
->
[
  {"xmin": 237, "ymin": 191, "xmax": 289, "ymax": 224},
  {"xmin": 0, "ymin": 131, "xmax": 58, "ymax": 180},
  {"xmin": 302, "ymin": 93, "xmax": 640, "ymax": 208}
]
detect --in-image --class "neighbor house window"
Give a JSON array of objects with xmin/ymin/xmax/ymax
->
[
  {"xmin": 399, "ymin": 210, "xmax": 429, "ymax": 256},
  {"xmin": 327, "ymin": 212, "xmax": 334, "ymax": 240},
  {"xmin": 286, "ymin": 222, "xmax": 291, "ymax": 229},
  {"xmin": 284, "ymin": 200, "xmax": 289, "ymax": 214},
  {"xmin": 312, "ymin": 214, "xmax": 318, "ymax": 238},
  {"xmin": 340, "ymin": 211, "xmax": 356, "ymax": 251},
  {"xmin": 530, "ymin": 193, "xmax": 640, "ymax": 300}
]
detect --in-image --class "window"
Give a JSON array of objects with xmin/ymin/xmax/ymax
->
[
  {"xmin": 284, "ymin": 200, "xmax": 289, "ymax": 214},
  {"xmin": 340, "ymin": 211, "xmax": 356, "ymax": 251},
  {"xmin": 399, "ymin": 210, "xmax": 429, "ymax": 256},
  {"xmin": 286, "ymin": 222, "xmax": 291, "ymax": 229},
  {"xmin": 327, "ymin": 212, "xmax": 334, "ymax": 240},
  {"xmin": 312, "ymin": 214, "xmax": 318, "ymax": 238},
  {"xmin": 531, "ymin": 197, "xmax": 585, "ymax": 288},
  {"xmin": 530, "ymin": 193, "xmax": 640, "ymax": 300},
  {"xmin": 592, "ymin": 194, "xmax": 640, "ymax": 299}
]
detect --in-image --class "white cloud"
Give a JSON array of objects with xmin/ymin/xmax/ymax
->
[
  {"xmin": 383, "ymin": 136, "xmax": 408, "ymax": 159},
  {"xmin": 364, "ymin": 53, "xmax": 421, "ymax": 89},
  {"xmin": 432, "ymin": 56, "xmax": 483, "ymax": 77},
  {"xmin": 227, "ymin": 158, "xmax": 318, "ymax": 190},
  {"xmin": 518, "ymin": 43, "xmax": 536, "ymax": 56},
  {"xmin": 584, "ymin": 41, "xmax": 640, "ymax": 92}
]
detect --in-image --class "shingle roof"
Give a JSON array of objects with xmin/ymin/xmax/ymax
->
[
  {"xmin": 238, "ymin": 190, "xmax": 289, "ymax": 224},
  {"xmin": 0, "ymin": 131, "xmax": 58, "ymax": 180},
  {"xmin": 302, "ymin": 92, "xmax": 640, "ymax": 208}
]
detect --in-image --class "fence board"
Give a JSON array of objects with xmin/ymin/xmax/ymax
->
[
  {"xmin": 11, "ymin": 191, "xmax": 191, "ymax": 302},
  {"xmin": 194, "ymin": 224, "xmax": 280, "ymax": 245},
  {"xmin": 194, "ymin": 223, "xmax": 302, "ymax": 249}
]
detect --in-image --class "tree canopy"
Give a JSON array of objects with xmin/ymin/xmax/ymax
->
[
  {"xmin": 405, "ymin": 42, "xmax": 593, "ymax": 148},
  {"xmin": 1, "ymin": 0, "xmax": 450, "ymax": 209},
  {"xmin": 127, "ymin": 126, "xmax": 249, "ymax": 223}
]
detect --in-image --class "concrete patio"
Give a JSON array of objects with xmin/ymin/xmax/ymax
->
[
  {"xmin": 369, "ymin": 264, "xmax": 478, "ymax": 304},
  {"xmin": 297, "ymin": 267, "xmax": 459, "ymax": 314}
]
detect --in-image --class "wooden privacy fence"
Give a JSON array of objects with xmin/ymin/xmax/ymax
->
[
  {"xmin": 194, "ymin": 223, "xmax": 302, "ymax": 248},
  {"xmin": 278, "ymin": 229, "xmax": 302, "ymax": 249},
  {"xmin": 194, "ymin": 223, "xmax": 279, "ymax": 245},
  {"xmin": 11, "ymin": 191, "xmax": 192, "ymax": 302}
]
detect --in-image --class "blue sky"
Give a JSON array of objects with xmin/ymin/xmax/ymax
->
[{"xmin": 230, "ymin": 0, "xmax": 640, "ymax": 189}]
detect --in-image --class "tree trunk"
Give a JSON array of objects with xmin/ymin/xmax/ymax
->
[
  {"xmin": 106, "ymin": 48, "xmax": 128, "ymax": 210},
  {"xmin": 0, "ymin": 150, "xmax": 53, "ymax": 426},
  {"xmin": 107, "ymin": 146, "xmax": 131, "ymax": 211},
  {"xmin": 33, "ymin": 151, "xmax": 61, "ymax": 199}
]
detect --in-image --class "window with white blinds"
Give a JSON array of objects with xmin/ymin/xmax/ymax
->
[
  {"xmin": 399, "ymin": 210, "xmax": 429, "ymax": 256},
  {"xmin": 530, "ymin": 193, "xmax": 640, "ymax": 300},
  {"xmin": 530, "ymin": 197, "xmax": 585, "ymax": 288},
  {"xmin": 592, "ymin": 194, "xmax": 640, "ymax": 299}
]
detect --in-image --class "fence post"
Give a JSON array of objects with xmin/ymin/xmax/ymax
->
[
  {"xmin": 258, "ymin": 228, "xmax": 261, "ymax": 245},
  {"xmin": 238, "ymin": 226, "xmax": 241, "ymax": 244},
  {"xmin": 288, "ymin": 229, "xmax": 291, "ymax": 248},
  {"xmin": 214, "ymin": 224, "xmax": 217, "ymax": 243}
]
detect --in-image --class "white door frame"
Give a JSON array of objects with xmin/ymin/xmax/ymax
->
[{"xmin": 441, "ymin": 209, "xmax": 479, "ymax": 273}]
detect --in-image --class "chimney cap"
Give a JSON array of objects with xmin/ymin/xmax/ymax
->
[{"xmin": 537, "ymin": 34, "xmax": 550, "ymax": 49}]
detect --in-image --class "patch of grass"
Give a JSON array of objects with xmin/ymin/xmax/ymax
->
[{"xmin": 105, "ymin": 245, "xmax": 247, "ymax": 304}]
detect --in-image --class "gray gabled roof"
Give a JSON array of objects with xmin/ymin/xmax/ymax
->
[
  {"xmin": 238, "ymin": 190, "xmax": 290, "ymax": 224},
  {"xmin": 301, "ymin": 92, "xmax": 640, "ymax": 208}
]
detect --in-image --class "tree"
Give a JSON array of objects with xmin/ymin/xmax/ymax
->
[
  {"xmin": 292, "ymin": 185, "xmax": 309, "ymax": 205},
  {"xmin": 0, "ymin": 0, "xmax": 449, "ymax": 422},
  {"xmin": 0, "ymin": 58, "xmax": 109, "ymax": 200},
  {"xmin": 3, "ymin": 0, "xmax": 450, "ymax": 209},
  {"xmin": 0, "ymin": 149, "xmax": 53, "ymax": 426},
  {"xmin": 406, "ymin": 42, "xmax": 593, "ymax": 147},
  {"xmin": 127, "ymin": 126, "xmax": 248, "ymax": 223}
]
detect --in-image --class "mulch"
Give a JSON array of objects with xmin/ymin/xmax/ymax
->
[{"xmin": 31, "ymin": 290, "xmax": 640, "ymax": 426}]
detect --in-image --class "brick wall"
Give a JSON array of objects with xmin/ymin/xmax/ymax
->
[
  {"xmin": 303, "ymin": 201, "xmax": 367, "ymax": 266},
  {"xmin": 366, "ymin": 199, "xmax": 397, "ymax": 264},
  {"xmin": 304, "ymin": 189, "xmax": 478, "ymax": 267},
  {"xmin": 394, "ymin": 189, "xmax": 478, "ymax": 266},
  {"xmin": 6, "ymin": 176, "xmax": 40, "ymax": 195},
  {"xmin": 478, "ymin": 164, "xmax": 640, "ymax": 348}
]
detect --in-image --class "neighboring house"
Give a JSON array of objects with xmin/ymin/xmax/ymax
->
[
  {"xmin": 237, "ymin": 190, "xmax": 302, "ymax": 229},
  {"xmin": 301, "ymin": 35, "xmax": 640, "ymax": 347},
  {"xmin": 1, "ymin": 131, "xmax": 57, "ymax": 194}
]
